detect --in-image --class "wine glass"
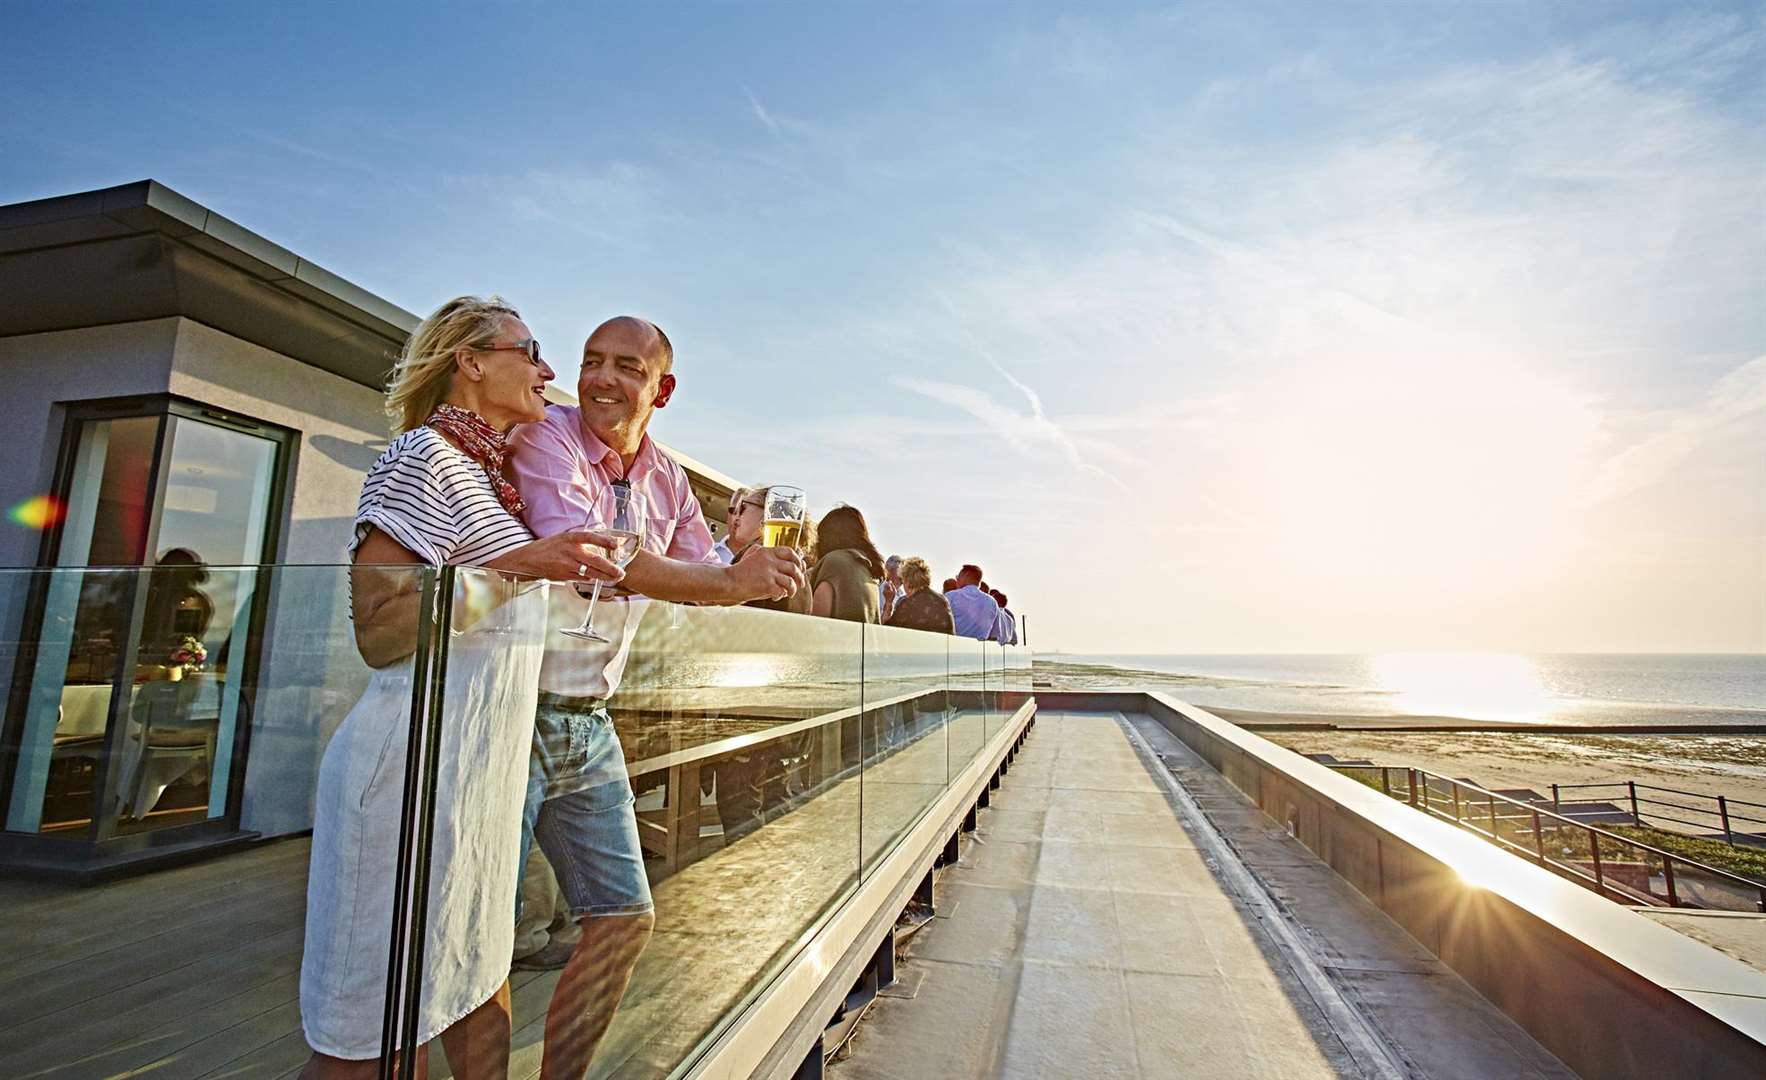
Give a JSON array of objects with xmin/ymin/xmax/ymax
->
[
  {"xmin": 562, "ymin": 483, "xmax": 648, "ymax": 642},
  {"xmin": 761, "ymin": 486, "xmax": 807, "ymax": 551}
]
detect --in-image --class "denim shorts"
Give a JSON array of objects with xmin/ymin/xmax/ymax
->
[{"xmin": 518, "ymin": 695, "xmax": 653, "ymax": 919}]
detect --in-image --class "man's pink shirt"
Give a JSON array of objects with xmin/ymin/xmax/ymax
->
[{"xmin": 509, "ymin": 404, "xmax": 718, "ymax": 697}]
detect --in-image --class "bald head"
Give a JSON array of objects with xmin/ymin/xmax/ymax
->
[
  {"xmin": 579, "ymin": 315, "xmax": 679, "ymax": 462},
  {"xmin": 590, "ymin": 315, "xmax": 673, "ymax": 374}
]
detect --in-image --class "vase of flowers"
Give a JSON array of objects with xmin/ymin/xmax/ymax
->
[{"xmin": 168, "ymin": 635, "xmax": 207, "ymax": 682}]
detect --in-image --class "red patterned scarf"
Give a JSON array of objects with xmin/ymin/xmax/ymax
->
[{"xmin": 426, "ymin": 403, "xmax": 527, "ymax": 517}]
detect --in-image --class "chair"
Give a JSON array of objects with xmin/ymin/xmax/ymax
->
[{"xmin": 118, "ymin": 675, "xmax": 220, "ymax": 820}]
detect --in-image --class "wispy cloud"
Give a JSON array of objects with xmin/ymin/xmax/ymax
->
[
  {"xmin": 1584, "ymin": 356, "xmax": 1766, "ymax": 507},
  {"xmin": 892, "ymin": 364, "xmax": 1137, "ymax": 491},
  {"xmin": 450, "ymin": 164, "xmax": 679, "ymax": 247},
  {"xmin": 744, "ymin": 86, "xmax": 785, "ymax": 140}
]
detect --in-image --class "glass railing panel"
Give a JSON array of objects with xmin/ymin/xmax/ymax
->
[
  {"xmin": 980, "ymin": 641, "xmax": 996, "ymax": 744},
  {"xmin": 860, "ymin": 621, "xmax": 955, "ymax": 877},
  {"xmin": 948, "ymin": 635, "xmax": 987, "ymax": 783},
  {"xmin": 0, "ymin": 563, "xmax": 435, "ymax": 1077},
  {"xmin": 470, "ymin": 592, "xmax": 864, "ymax": 1080},
  {"xmin": 1003, "ymin": 643, "xmax": 1033, "ymax": 713}
]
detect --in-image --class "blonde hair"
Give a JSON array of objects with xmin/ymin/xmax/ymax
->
[
  {"xmin": 384, "ymin": 295, "xmax": 522, "ymax": 433},
  {"xmin": 900, "ymin": 556, "xmax": 932, "ymax": 592}
]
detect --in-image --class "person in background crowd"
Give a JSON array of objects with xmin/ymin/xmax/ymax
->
[
  {"xmin": 988, "ymin": 587, "xmax": 1018, "ymax": 645},
  {"xmin": 879, "ymin": 554, "xmax": 904, "ymax": 621},
  {"xmin": 946, "ymin": 563, "xmax": 1005, "ymax": 641},
  {"xmin": 885, "ymin": 556, "xmax": 953, "ymax": 634},
  {"xmin": 942, "ymin": 577, "xmax": 959, "ymax": 594},
  {"xmin": 711, "ymin": 487, "xmax": 755, "ymax": 564},
  {"xmin": 508, "ymin": 315, "xmax": 803, "ymax": 1078},
  {"xmin": 300, "ymin": 295, "xmax": 626, "ymax": 1079},
  {"xmin": 810, "ymin": 506, "xmax": 883, "ymax": 622}
]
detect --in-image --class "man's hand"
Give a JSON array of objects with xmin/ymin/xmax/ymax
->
[{"xmin": 727, "ymin": 546, "xmax": 806, "ymax": 602}]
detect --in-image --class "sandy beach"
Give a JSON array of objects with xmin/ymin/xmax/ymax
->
[
  {"xmin": 1032, "ymin": 660, "xmax": 1766, "ymax": 831},
  {"xmin": 1253, "ymin": 724, "xmax": 1766, "ymax": 812}
]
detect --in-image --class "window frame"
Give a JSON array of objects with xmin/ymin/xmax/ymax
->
[{"xmin": 0, "ymin": 394, "xmax": 296, "ymax": 847}]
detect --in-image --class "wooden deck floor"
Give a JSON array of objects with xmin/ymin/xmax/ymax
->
[{"xmin": 0, "ymin": 709, "xmax": 1001, "ymax": 1080}]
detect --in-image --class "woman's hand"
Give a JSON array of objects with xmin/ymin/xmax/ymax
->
[{"xmin": 487, "ymin": 530, "xmax": 626, "ymax": 585}]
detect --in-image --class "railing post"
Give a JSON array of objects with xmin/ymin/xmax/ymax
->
[
  {"xmin": 1407, "ymin": 769, "xmax": 1418, "ymax": 807},
  {"xmin": 1719, "ymin": 796, "xmax": 1734, "ymax": 844},
  {"xmin": 1590, "ymin": 831, "xmax": 1604, "ymax": 897},
  {"xmin": 1380, "ymin": 768, "xmax": 1391, "ymax": 797},
  {"xmin": 1451, "ymin": 782, "xmax": 1462, "ymax": 823},
  {"xmin": 1488, "ymin": 793, "xmax": 1499, "ymax": 838},
  {"xmin": 1551, "ymin": 783, "xmax": 1560, "ymax": 811},
  {"xmin": 1662, "ymin": 855, "xmax": 1678, "ymax": 907},
  {"xmin": 1628, "ymin": 781, "xmax": 1641, "ymax": 826},
  {"xmin": 1531, "ymin": 808, "xmax": 1546, "ymax": 864}
]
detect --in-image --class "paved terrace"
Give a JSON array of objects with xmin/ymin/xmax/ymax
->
[{"xmin": 834, "ymin": 710, "xmax": 1576, "ymax": 1079}]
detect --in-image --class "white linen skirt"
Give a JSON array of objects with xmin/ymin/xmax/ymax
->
[{"xmin": 300, "ymin": 589, "xmax": 545, "ymax": 1059}]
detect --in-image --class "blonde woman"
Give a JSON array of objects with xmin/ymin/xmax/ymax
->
[
  {"xmin": 300, "ymin": 297, "xmax": 624, "ymax": 1079},
  {"xmin": 884, "ymin": 557, "xmax": 954, "ymax": 634}
]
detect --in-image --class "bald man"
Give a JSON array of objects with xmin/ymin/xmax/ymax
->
[{"xmin": 508, "ymin": 315, "xmax": 804, "ymax": 1076}]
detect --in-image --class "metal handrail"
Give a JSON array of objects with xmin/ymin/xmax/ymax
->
[
  {"xmin": 1554, "ymin": 780, "xmax": 1766, "ymax": 811},
  {"xmin": 1546, "ymin": 779, "xmax": 1766, "ymax": 844},
  {"xmin": 1326, "ymin": 764, "xmax": 1766, "ymax": 912},
  {"xmin": 1547, "ymin": 780, "xmax": 1766, "ymax": 847}
]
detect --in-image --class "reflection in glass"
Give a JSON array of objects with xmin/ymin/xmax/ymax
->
[{"xmin": 10, "ymin": 411, "xmax": 282, "ymax": 835}]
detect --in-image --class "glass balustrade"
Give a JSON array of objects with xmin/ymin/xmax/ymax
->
[
  {"xmin": 0, "ymin": 563, "xmax": 436, "ymax": 1077},
  {"xmin": 0, "ymin": 563, "xmax": 1034, "ymax": 1077}
]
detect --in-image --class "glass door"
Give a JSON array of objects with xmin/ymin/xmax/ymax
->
[{"xmin": 3, "ymin": 401, "xmax": 287, "ymax": 842}]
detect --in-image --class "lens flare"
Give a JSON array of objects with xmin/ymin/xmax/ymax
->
[{"xmin": 8, "ymin": 495, "xmax": 65, "ymax": 530}]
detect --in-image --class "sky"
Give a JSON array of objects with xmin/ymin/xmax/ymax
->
[{"xmin": 3, "ymin": 1, "xmax": 1762, "ymax": 654}]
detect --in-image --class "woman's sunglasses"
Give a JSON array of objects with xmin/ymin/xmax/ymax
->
[{"xmin": 475, "ymin": 338, "xmax": 545, "ymax": 367}]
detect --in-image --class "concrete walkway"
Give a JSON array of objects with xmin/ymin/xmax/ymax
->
[{"xmin": 832, "ymin": 710, "xmax": 1575, "ymax": 1079}]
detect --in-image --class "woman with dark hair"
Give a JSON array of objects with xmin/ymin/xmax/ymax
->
[{"xmin": 809, "ymin": 505, "xmax": 883, "ymax": 623}]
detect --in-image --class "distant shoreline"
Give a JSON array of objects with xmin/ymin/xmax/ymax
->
[
  {"xmin": 1032, "ymin": 656, "xmax": 1766, "ymax": 731},
  {"xmin": 1202, "ymin": 707, "xmax": 1766, "ymax": 736}
]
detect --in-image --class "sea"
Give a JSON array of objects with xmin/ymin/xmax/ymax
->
[{"xmin": 1032, "ymin": 653, "xmax": 1766, "ymax": 728}]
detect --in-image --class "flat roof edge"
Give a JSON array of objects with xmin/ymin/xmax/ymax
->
[{"xmin": 0, "ymin": 179, "xmax": 418, "ymax": 342}]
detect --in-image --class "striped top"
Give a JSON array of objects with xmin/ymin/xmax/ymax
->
[{"xmin": 351, "ymin": 427, "xmax": 533, "ymax": 566}]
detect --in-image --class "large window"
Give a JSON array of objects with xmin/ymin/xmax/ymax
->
[{"xmin": 2, "ymin": 398, "xmax": 290, "ymax": 843}]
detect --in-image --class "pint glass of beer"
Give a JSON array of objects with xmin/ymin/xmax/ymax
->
[{"xmin": 762, "ymin": 486, "xmax": 807, "ymax": 550}]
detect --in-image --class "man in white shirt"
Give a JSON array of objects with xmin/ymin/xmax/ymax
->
[{"xmin": 946, "ymin": 563, "xmax": 1005, "ymax": 641}]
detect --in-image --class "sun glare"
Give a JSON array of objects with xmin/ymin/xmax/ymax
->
[
  {"xmin": 1373, "ymin": 651, "xmax": 1555, "ymax": 722},
  {"xmin": 718, "ymin": 655, "xmax": 782, "ymax": 688},
  {"xmin": 7, "ymin": 494, "xmax": 65, "ymax": 530}
]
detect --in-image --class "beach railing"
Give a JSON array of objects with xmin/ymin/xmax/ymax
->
[
  {"xmin": 1546, "ymin": 780, "xmax": 1766, "ymax": 845},
  {"xmin": 1327, "ymin": 765, "xmax": 1766, "ymax": 913}
]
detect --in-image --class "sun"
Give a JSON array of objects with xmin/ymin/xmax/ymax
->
[{"xmin": 1373, "ymin": 651, "xmax": 1555, "ymax": 722}]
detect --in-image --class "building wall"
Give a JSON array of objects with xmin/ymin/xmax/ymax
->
[
  {"xmin": 0, "ymin": 319, "xmax": 397, "ymax": 839},
  {"xmin": 0, "ymin": 320, "xmax": 181, "ymax": 568},
  {"xmin": 168, "ymin": 316, "xmax": 390, "ymax": 564},
  {"xmin": 168, "ymin": 319, "xmax": 393, "ymax": 835}
]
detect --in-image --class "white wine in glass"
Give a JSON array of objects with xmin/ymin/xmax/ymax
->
[
  {"xmin": 762, "ymin": 485, "xmax": 807, "ymax": 551},
  {"xmin": 562, "ymin": 483, "xmax": 648, "ymax": 642}
]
